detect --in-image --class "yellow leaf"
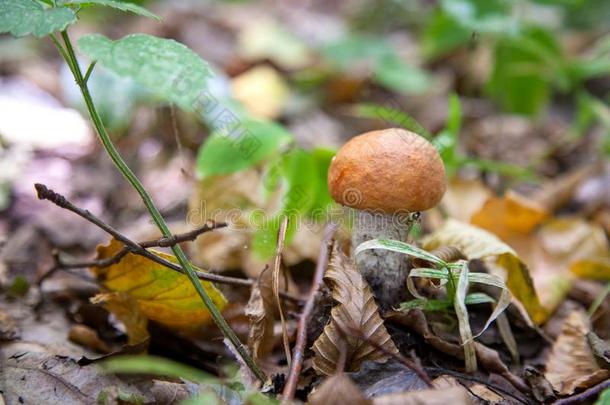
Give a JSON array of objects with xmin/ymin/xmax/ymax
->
[
  {"xmin": 232, "ymin": 65, "xmax": 289, "ymax": 119},
  {"xmin": 92, "ymin": 239, "xmax": 227, "ymax": 330},
  {"xmin": 571, "ymin": 258, "xmax": 610, "ymax": 280},
  {"xmin": 470, "ymin": 190, "xmax": 549, "ymax": 240},
  {"xmin": 90, "ymin": 292, "xmax": 149, "ymax": 345},
  {"xmin": 423, "ymin": 219, "xmax": 547, "ymax": 324}
]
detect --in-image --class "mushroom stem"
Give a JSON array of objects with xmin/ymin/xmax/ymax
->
[{"xmin": 352, "ymin": 210, "xmax": 412, "ymax": 309}]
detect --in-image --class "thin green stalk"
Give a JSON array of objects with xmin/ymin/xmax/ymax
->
[{"xmin": 55, "ymin": 30, "xmax": 265, "ymax": 383}]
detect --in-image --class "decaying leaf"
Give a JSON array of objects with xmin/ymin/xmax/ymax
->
[
  {"xmin": 92, "ymin": 239, "xmax": 227, "ymax": 331},
  {"xmin": 545, "ymin": 310, "xmax": 610, "ymax": 396},
  {"xmin": 90, "ymin": 292, "xmax": 149, "ymax": 345},
  {"xmin": 308, "ymin": 373, "xmax": 371, "ymax": 405},
  {"xmin": 587, "ymin": 332, "xmax": 610, "ymax": 370},
  {"xmin": 245, "ymin": 267, "xmax": 276, "ymax": 361},
  {"xmin": 423, "ymin": 219, "xmax": 546, "ymax": 324},
  {"xmin": 312, "ymin": 248, "xmax": 399, "ymax": 375},
  {"xmin": 2, "ymin": 342, "xmax": 149, "ymax": 404}
]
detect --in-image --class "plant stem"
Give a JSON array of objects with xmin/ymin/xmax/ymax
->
[{"xmin": 54, "ymin": 30, "xmax": 265, "ymax": 383}]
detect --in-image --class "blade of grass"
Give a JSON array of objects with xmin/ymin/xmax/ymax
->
[
  {"xmin": 355, "ymin": 239, "xmax": 447, "ymax": 267},
  {"xmin": 453, "ymin": 262, "xmax": 477, "ymax": 372}
]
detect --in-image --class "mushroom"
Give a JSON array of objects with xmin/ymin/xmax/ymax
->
[{"xmin": 327, "ymin": 128, "xmax": 446, "ymax": 307}]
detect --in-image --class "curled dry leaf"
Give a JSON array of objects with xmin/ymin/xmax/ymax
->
[
  {"xmin": 245, "ymin": 267, "xmax": 276, "ymax": 361},
  {"xmin": 423, "ymin": 219, "xmax": 546, "ymax": 324},
  {"xmin": 90, "ymin": 292, "xmax": 149, "ymax": 345},
  {"xmin": 312, "ymin": 248, "xmax": 399, "ymax": 375},
  {"xmin": 544, "ymin": 310, "xmax": 610, "ymax": 396},
  {"xmin": 587, "ymin": 332, "xmax": 610, "ymax": 370},
  {"xmin": 308, "ymin": 373, "xmax": 371, "ymax": 405},
  {"xmin": 92, "ymin": 239, "xmax": 227, "ymax": 331}
]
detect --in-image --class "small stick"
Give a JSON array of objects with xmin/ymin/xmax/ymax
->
[
  {"xmin": 273, "ymin": 216, "xmax": 292, "ymax": 367},
  {"xmin": 34, "ymin": 183, "xmax": 302, "ymax": 303},
  {"xmin": 282, "ymin": 223, "xmax": 338, "ymax": 402}
]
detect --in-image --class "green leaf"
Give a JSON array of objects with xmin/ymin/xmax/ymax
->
[
  {"xmin": 487, "ymin": 27, "xmax": 561, "ymax": 116},
  {"xmin": 0, "ymin": 0, "xmax": 76, "ymax": 38},
  {"xmin": 78, "ymin": 33, "xmax": 211, "ymax": 111},
  {"xmin": 354, "ymin": 239, "xmax": 447, "ymax": 267},
  {"xmin": 464, "ymin": 292, "xmax": 496, "ymax": 305},
  {"xmin": 252, "ymin": 148, "xmax": 318, "ymax": 259},
  {"xmin": 322, "ymin": 35, "xmax": 430, "ymax": 94},
  {"xmin": 102, "ymin": 355, "xmax": 212, "ymax": 383},
  {"xmin": 65, "ymin": 0, "xmax": 161, "ymax": 20},
  {"xmin": 446, "ymin": 93, "xmax": 462, "ymax": 135},
  {"xmin": 308, "ymin": 147, "xmax": 336, "ymax": 215},
  {"xmin": 440, "ymin": 0, "xmax": 518, "ymax": 34},
  {"xmin": 400, "ymin": 298, "xmax": 452, "ymax": 312},
  {"xmin": 374, "ymin": 53, "xmax": 431, "ymax": 94},
  {"xmin": 422, "ymin": 9, "xmax": 471, "ymax": 59},
  {"xmin": 196, "ymin": 119, "xmax": 292, "ymax": 179}
]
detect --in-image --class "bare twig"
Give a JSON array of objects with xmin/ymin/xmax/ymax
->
[
  {"xmin": 34, "ymin": 183, "xmax": 302, "ymax": 303},
  {"xmin": 282, "ymin": 223, "xmax": 338, "ymax": 402},
  {"xmin": 554, "ymin": 379, "xmax": 610, "ymax": 405},
  {"xmin": 273, "ymin": 216, "xmax": 292, "ymax": 367}
]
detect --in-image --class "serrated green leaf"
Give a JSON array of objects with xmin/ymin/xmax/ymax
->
[
  {"xmin": 0, "ymin": 0, "xmax": 76, "ymax": 38},
  {"xmin": 78, "ymin": 33, "xmax": 211, "ymax": 111},
  {"xmin": 65, "ymin": 0, "xmax": 160, "ymax": 20},
  {"xmin": 196, "ymin": 119, "xmax": 292, "ymax": 179}
]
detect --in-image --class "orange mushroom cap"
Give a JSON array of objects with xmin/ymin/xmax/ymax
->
[{"xmin": 328, "ymin": 128, "xmax": 446, "ymax": 214}]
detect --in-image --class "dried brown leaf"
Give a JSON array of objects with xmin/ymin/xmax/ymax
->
[
  {"xmin": 312, "ymin": 248, "xmax": 399, "ymax": 375},
  {"xmin": 545, "ymin": 310, "xmax": 610, "ymax": 395},
  {"xmin": 308, "ymin": 373, "xmax": 371, "ymax": 405},
  {"xmin": 245, "ymin": 267, "xmax": 276, "ymax": 360}
]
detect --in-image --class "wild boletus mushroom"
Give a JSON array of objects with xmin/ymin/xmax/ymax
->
[{"xmin": 328, "ymin": 128, "xmax": 446, "ymax": 307}]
